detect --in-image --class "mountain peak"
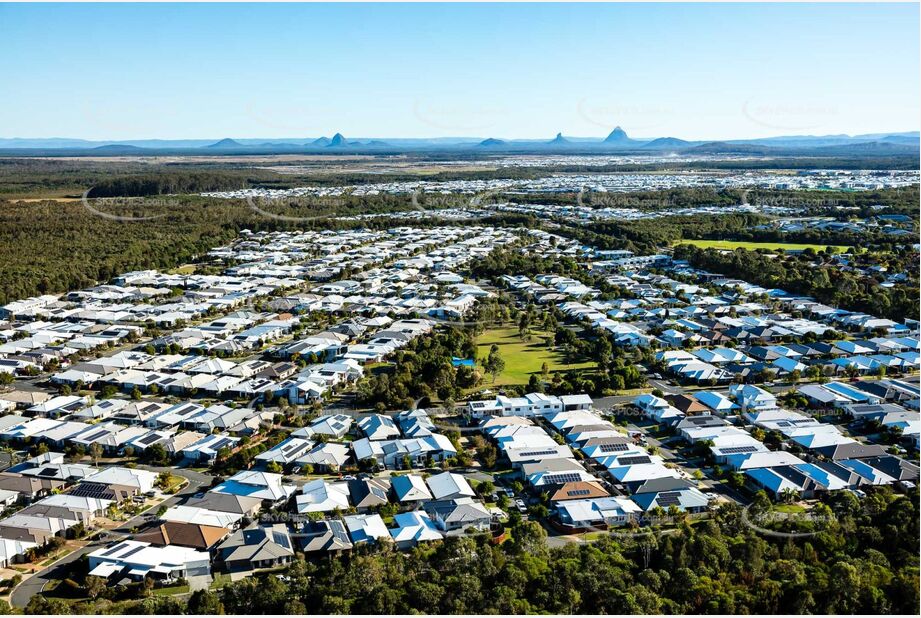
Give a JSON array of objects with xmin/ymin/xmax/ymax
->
[
  {"xmin": 327, "ymin": 133, "xmax": 348, "ymax": 147},
  {"xmin": 604, "ymin": 127, "xmax": 630, "ymax": 143},
  {"xmin": 549, "ymin": 132, "xmax": 569, "ymax": 144},
  {"xmin": 206, "ymin": 138, "xmax": 242, "ymax": 149}
]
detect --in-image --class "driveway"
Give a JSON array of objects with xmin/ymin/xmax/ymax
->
[
  {"xmin": 9, "ymin": 467, "xmax": 213, "ymax": 608},
  {"xmin": 9, "ymin": 543, "xmax": 99, "ymax": 608}
]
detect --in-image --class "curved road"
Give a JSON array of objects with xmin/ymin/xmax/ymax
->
[{"xmin": 9, "ymin": 467, "xmax": 212, "ymax": 608}]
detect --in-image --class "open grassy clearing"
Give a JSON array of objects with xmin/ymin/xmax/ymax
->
[
  {"xmin": 674, "ymin": 239, "xmax": 852, "ymax": 253},
  {"xmin": 474, "ymin": 327, "xmax": 596, "ymax": 386},
  {"xmin": 152, "ymin": 584, "xmax": 190, "ymax": 596}
]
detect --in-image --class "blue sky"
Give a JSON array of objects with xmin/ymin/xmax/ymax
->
[{"xmin": 0, "ymin": 2, "xmax": 918, "ymax": 140}]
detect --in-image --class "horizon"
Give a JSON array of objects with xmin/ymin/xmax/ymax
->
[
  {"xmin": 2, "ymin": 127, "xmax": 920, "ymax": 144},
  {"xmin": 1, "ymin": 2, "xmax": 919, "ymax": 141}
]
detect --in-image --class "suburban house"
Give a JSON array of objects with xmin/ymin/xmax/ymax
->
[
  {"xmin": 388, "ymin": 511, "xmax": 443, "ymax": 549},
  {"xmin": 300, "ymin": 519, "xmax": 354, "ymax": 553},
  {"xmin": 87, "ymin": 540, "xmax": 211, "ymax": 582},
  {"xmin": 424, "ymin": 497, "xmax": 492, "ymax": 532},
  {"xmin": 426, "ymin": 472, "xmax": 475, "ymax": 501},
  {"xmin": 134, "ymin": 521, "xmax": 231, "ymax": 551},
  {"xmin": 215, "ymin": 524, "xmax": 294, "ymax": 573}
]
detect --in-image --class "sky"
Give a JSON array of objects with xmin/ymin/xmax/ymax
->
[{"xmin": 0, "ymin": 2, "xmax": 918, "ymax": 141}]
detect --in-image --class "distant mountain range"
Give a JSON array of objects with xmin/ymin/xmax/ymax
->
[{"xmin": 0, "ymin": 128, "xmax": 917, "ymax": 156}]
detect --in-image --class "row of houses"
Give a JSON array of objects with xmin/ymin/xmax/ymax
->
[
  {"xmin": 0, "ymin": 452, "xmax": 159, "ymax": 568},
  {"xmin": 254, "ymin": 410, "xmax": 457, "ymax": 472},
  {"xmin": 633, "ymin": 386, "xmax": 920, "ymax": 499}
]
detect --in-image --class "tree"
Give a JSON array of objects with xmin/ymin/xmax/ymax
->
[
  {"xmin": 89, "ymin": 442, "xmax": 103, "ymax": 466},
  {"xmin": 140, "ymin": 443, "xmax": 169, "ymax": 466},
  {"xmin": 84, "ymin": 575, "xmax": 107, "ymax": 600},
  {"xmin": 156, "ymin": 471, "xmax": 175, "ymax": 491},
  {"xmin": 527, "ymin": 374, "xmax": 543, "ymax": 393},
  {"xmin": 187, "ymin": 589, "xmax": 225, "ymax": 615},
  {"xmin": 483, "ymin": 345, "xmax": 505, "ymax": 383},
  {"xmin": 1, "ymin": 446, "xmax": 18, "ymax": 468}
]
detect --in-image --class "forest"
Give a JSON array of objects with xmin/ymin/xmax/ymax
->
[
  {"xmin": 19, "ymin": 487, "xmax": 920, "ymax": 615},
  {"xmin": 0, "ymin": 195, "xmax": 478, "ymax": 306},
  {"xmin": 674, "ymin": 243, "xmax": 920, "ymax": 322}
]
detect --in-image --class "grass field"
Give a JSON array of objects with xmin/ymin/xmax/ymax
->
[
  {"xmin": 152, "ymin": 584, "xmax": 190, "ymax": 596},
  {"xmin": 168, "ymin": 264, "xmax": 198, "ymax": 275},
  {"xmin": 774, "ymin": 503, "xmax": 808, "ymax": 514},
  {"xmin": 210, "ymin": 573, "xmax": 232, "ymax": 590},
  {"xmin": 674, "ymin": 239, "xmax": 852, "ymax": 253},
  {"xmin": 474, "ymin": 327, "xmax": 595, "ymax": 386}
]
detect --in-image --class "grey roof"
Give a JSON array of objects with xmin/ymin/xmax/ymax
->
[
  {"xmin": 813, "ymin": 442, "xmax": 887, "ymax": 461},
  {"xmin": 217, "ymin": 524, "xmax": 293, "ymax": 563},
  {"xmin": 300, "ymin": 519, "xmax": 353, "ymax": 552},
  {"xmin": 347, "ymin": 478, "xmax": 391, "ymax": 508},
  {"xmin": 186, "ymin": 492, "xmax": 262, "ymax": 515},
  {"xmin": 632, "ymin": 477, "xmax": 696, "ymax": 495},
  {"xmin": 862, "ymin": 456, "xmax": 920, "ymax": 481}
]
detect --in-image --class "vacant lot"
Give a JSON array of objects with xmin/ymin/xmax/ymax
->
[
  {"xmin": 474, "ymin": 327, "xmax": 595, "ymax": 386},
  {"xmin": 674, "ymin": 239, "xmax": 852, "ymax": 253}
]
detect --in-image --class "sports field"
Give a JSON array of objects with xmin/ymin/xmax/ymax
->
[
  {"xmin": 474, "ymin": 327, "xmax": 595, "ymax": 386},
  {"xmin": 674, "ymin": 239, "xmax": 852, "ymax": 253}
]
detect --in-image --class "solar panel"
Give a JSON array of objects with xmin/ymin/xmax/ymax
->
[
  {"xmin": 120, "ymin": 544, "xmax": 147, "ymax": 558},
  {"xmin": 521, "ymin": 448, "xmax": 559, "ymax": 457},
  {"xmin": 567, "ymin": 488, "xmax": 592, "ymax": 497},
  {"xmin": 272, "ymin": 531, "xmax": 291, "ymax": 549},
  {"xmin": 721, "ymin": 445, "xmax": 758, "ymax": 455},
  {"xmin": 100, "ymin": 541, "xmax": 130, "ymax": 557},
  {"xmin": 619, "ymin": 456, "xmax": 652, "ymax": 465},
  {"xmin": 72, "ymin": 482, "xmax": 116, "ymax": 500},
  {"xmin": 656, "ymin": 492, "xmax": 681, "ymax": 507},
  {"xmin": 81, "ymin": 429, "xmax": 111, "ymax": 442},
  {"xmin": 599, "ymin": 443, "xmax": 630, "ymax": 453},
  {"xmin": 211, "ymin": 438, "xmax": 233, "ymax": 450},
  {"xmin": 544, "ymin": 472, "xmax": 583, "ymax": 484},
  {"xmin": 137, "ymin": 434, "xmax": 161, "ymax": 446}
]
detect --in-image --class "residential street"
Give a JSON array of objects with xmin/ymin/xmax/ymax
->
[{"xmin": 8, "ymin": 467, "xmax": 211, "ymax": 609}]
